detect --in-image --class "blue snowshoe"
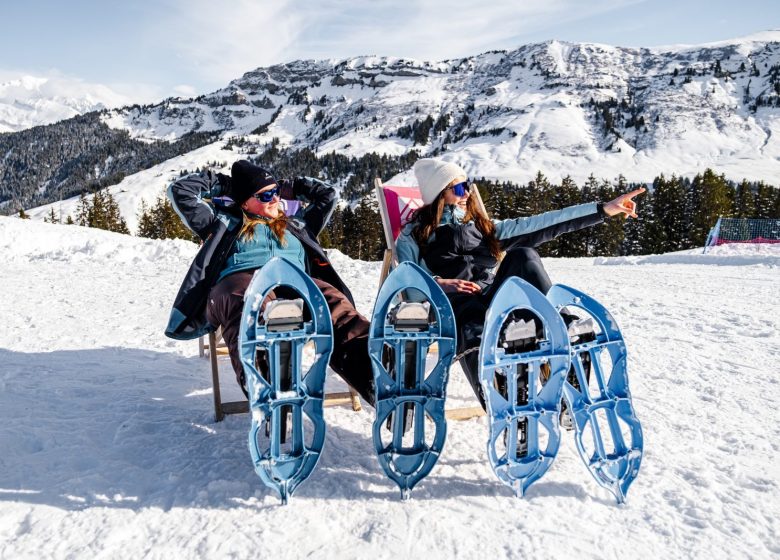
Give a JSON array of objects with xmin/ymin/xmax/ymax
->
[
  {"xmin": 478, "ymin": 277, "xmax": 572, "ymax": 498},
  {"xmin": 547, "ymin": 285, "xmax": 643, "ymax": 504},
  {"xmin": 238, "ymin": 257, "xmax": 332, "ymax": 504},
  {"xmin": 368, "ymin": 262, "xmax": 456, "ymax": 499}
]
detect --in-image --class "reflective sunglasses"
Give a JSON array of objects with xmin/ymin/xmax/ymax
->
[
  {"xmin": 252, "ymin": 185, "xmax": 280, "ymax": 203},
  {"xmin": 446, "ymin": 181, "xmax": 470, "ymax": 197}
]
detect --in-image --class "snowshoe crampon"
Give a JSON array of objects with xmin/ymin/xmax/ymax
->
[
  {"xmin": 547, "ymin": 285, "xmax": 643, "ymax": 504},
  {"xmin": 368, "ymin": 262, "xmax": 456, "ymax": 499},
  {"xmin": 238, "ymin": 257, "xmax": 332, "ymax": 504},
  {"xmin": 479, "ymin": 277, "xmax": 571, "ymax": 498}
]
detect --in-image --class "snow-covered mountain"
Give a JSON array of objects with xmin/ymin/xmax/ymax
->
[
  {"xmin": 1, "ymin": 214, "xmax": 778, "ymax": 558},
  {"xmin": 102, "ymin": 30, "xmax": 780, "ymax": 184},
  {"xmin": 17, "ymin": 30, "xmax": 780, "ymax": 226},
  {"xmin": 0, "ymin": 75, "xmax": 131, "ymax": 133}
]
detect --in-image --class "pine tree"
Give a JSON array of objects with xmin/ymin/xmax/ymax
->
[
  {"xmin": 620, "ymin": 198, "xmax": 646, "ymax": 255},
  {"xmin": 546, "ymin": 176, "xmax": 585, "ymax": 257},
  {"xmin": 90, "ymin": 190, "xmax": 108, "ymax": 230},
  {"xmin": 653, "ymin": 174, "xmax": 687, "ymax": 251},
  {"xmin": 772, "ymin": 187, "xmax": 780, "ymax": 219},
  {"xmin": 526, "ymin": 172, "xmax": 553, "ymax": 215},
  {"xmin": 580, "ymin": 175, "xmax": 600, "ymax": 255},
  {"xmin": 321, "ymin": 206, "xmax": 345, "ymax": 250},
  {"xmin": 734, "ymin": 179, "xmax": 757, "ymax": 218},
  {"xmin": 688, "ymin": 169, "xmax": 733, "ymax": 246},
  {"xmin": 509, "ymin": 181, "xmax": 532, "ymax": 219},
  {"xmin": 137, "ymin": 193, "xmax": 196, "ymax": 241},
  {"xmin": 339, "ymin": 206, "xmax": 356, "ymax": 257},
  {"xmin": 486, "ymin": 180, "xmax": 514, "ymax": 220},
  {"xmin": 754, "ymin": 181, "xmax": 775, "ymax": 218},
  {"xmin": 43, "ymin": 206, "xmax": 61, "ymax": 224},
  {"xmin": 104, "ymin": 190, "xmax": 130, "ymax": 234},
  {"xmin": 137, "ymin": 200, "xmax": 153, "ymax": 237},
  {"xmin": 592, "ymin": 178, "xmax": 624, "ymax": 256},
  {"xmin": 76, "ymin": 193, "xmax": 90, "ymax": 226},
  {"xmin": 18, "ymin": 208, "xmax": 30, "ymax": 219},
  {"xmin": 75, "ymin": 189, "xmax": 129, "ymax": 234},
  {"xmin": 350, "ymin": 197, "xmax": 385, "ymax": 261}
]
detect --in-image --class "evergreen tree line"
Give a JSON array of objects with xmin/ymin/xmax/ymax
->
[
  {"xmin": 33, "ymin": 159, "xmax": 780, "ymax": 262},
  {"xmin": 38, "ymin": 188, "xmax": 196, "ymax": 243},
  {"xmin": 42, "ymin": 190, "xmax": 129, "ymax": 234}
]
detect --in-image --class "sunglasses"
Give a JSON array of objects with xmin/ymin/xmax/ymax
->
[
  {"xmin": 252, "ymin": 185, "xmax": 280, "ymax": 203},
  {"xmin": 446, "ymin": 181, "xmax": 471, "ymax": 197}
]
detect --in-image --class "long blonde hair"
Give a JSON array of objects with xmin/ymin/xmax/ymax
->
[
  {"xmin": 410, "ymin": 187, "xmax": 501, "ymax": 259},
  {"xmin": 239, "ymin": 212, "xmax": 289, "ymax": 246}
]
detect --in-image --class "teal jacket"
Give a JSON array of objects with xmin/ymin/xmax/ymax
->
[{"xmin": 218, "ymin": 224, "xmax": 306, "ymax": 282}]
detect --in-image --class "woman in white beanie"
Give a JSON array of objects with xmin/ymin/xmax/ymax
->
[{"xmin": 397, "ymin": 158, "xmax": 644, "ymax": 406}]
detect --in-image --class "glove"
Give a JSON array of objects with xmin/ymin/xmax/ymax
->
[
  {"xmin": 216, "ymin": 173, "xmax": 233, "ymax": 198},
  {"xmin": 278, "ymin": 178, "xmax": 295, "ymax": 200}
]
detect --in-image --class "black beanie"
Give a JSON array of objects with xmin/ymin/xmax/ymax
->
[{"xmin": 230, "ymin": 160, "xmax": 277, "ymax": 204}]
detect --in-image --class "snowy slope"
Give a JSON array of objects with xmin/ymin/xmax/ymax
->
[
  {"xmin": 0, "ymin": 75, "xmax": 132, "ymax": 133},
  {"xmin": 0, "ymin": 216, "xmax": 778, "ymax": 559}
]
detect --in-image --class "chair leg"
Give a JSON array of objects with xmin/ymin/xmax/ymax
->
[
  {"xmin": 207, "ymin": 326, "xmax": 364, "ymax": 418},
  {"xmin": 348, "ymin": 387, "xmax": 362, "ymax": 412},
  {"xmin": 209, "ymin": 331, "xmax": 224, "ymax": 422}
]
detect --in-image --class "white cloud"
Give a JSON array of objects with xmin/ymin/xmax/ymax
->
[
  {"xmin": 151, "ymin": 0, "xmax": 307, "ymax": 84},
  {"xmin": 5, "ymin": 0, "xmax": 641, "ymax": 104},
  {"xmin": 304, "ymin": 0, "xmax": 647, "ymax": 60},
  {"xmin": 148, "ymin": 0, "xmax": 645, "ymax": 84},
  {"xmin": 172, "ymin": 84, "xmax": 199, "ymax": 98}
]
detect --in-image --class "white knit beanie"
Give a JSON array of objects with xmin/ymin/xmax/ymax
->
[{"xmin": 413, "ymin": 158, "xmax": 467, "ymax": 205}]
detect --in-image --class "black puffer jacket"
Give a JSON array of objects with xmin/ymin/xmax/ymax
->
[
  {"xmin": 164, "ymin": 170, "xmax": 350, "ymax": 340},
  {"xmin": 421, "ymin": 205, "xmax": 606, "ymax": 287}
]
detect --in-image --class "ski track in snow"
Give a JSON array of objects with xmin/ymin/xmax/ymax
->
[{"xmin": 0, "ymin": 217, "xmax": 778, "ymax": 559}]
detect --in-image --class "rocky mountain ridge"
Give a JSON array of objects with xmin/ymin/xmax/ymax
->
[{"xmin": 4, "ymin": 31, "xmax": 780, "ymax": 213}]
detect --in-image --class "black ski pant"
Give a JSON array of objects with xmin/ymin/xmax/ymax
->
[
  {"xmin": 206, "ymin": 271, "xmax": 375, "ymax": 406},
  {"xmin": 448, "ymin": 247, "xmax": 552, "ymax": 407}
]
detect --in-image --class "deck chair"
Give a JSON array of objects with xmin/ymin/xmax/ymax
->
[
  {"xmin": 374, "ymin": 178, "xmax": 486, "ymax": 421},
  {"xmin": 201, "ymin": 197, "xmax": 362, "ymax": 422}
]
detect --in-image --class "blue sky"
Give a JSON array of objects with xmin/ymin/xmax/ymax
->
[{"xmin": 1, "ymin": 0, "xmax": 778, "ymax": 102}]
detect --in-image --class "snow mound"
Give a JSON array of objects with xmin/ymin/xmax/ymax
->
[
  {"xmin": 594, "ymin": 243, "xmax": 780, "ymax": 267},
  {"xmin": 1, "ymin": 216, "xmax": 197, "ymax": 265}
]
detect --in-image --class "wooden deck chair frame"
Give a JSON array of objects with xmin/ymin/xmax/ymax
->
[
  {"xmin": 203, "ymin": 328, "xmax": 363, "ymax": 422},
  {"xmin": 374, "ymin": 178, "xmax": 486, "ymax": 421}
]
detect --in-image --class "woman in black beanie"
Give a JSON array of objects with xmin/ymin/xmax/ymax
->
[{"xmin": 165, "ymin": 159, "xmax": 375, "ymax": 404}]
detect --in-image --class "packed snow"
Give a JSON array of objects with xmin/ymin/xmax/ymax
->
[{"xmin": 0, "ymin": 216, "xmax": 778, "ymax": 559}]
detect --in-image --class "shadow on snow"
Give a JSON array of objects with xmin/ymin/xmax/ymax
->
[{"xmin": 0, "ymin": 347, "xmax": 590, "ymax": 510}]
